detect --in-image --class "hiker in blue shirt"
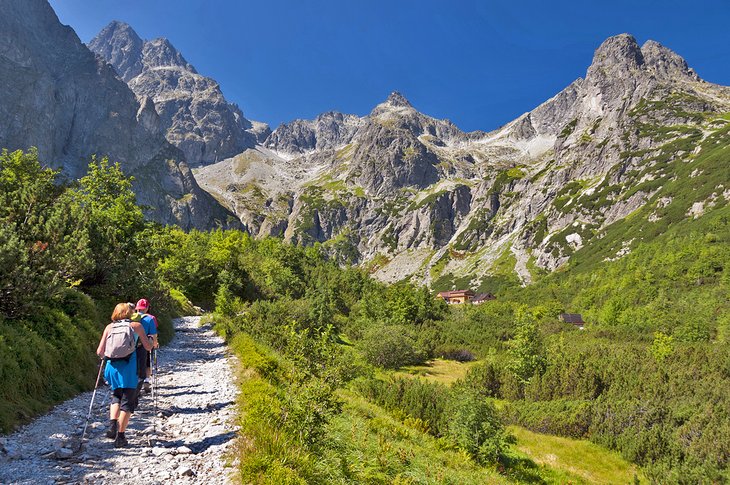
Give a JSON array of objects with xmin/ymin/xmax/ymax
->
[
  {"xmin": 133, "ymin": 298, "xmax": 159, "ymax": 393},
  {"xmin": 96, "ymin": 302, "xmax": 152, "ymax": 447}
]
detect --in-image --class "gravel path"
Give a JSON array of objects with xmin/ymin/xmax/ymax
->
[{"xmin": 0, "ymin": 317, "xmax": 239, "ymax": 484}]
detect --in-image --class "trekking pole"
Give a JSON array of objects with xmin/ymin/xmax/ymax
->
[
  {"xmin": 100, "ymin": 387, "xmax": 110, "ymax": 408},
  {"xmin": 80, "ymin": 358, "xmax": 105, "ymax": 447},
  {"xmin": 153, "ymin": 348, "xmax": 159, "ymax": 424}
]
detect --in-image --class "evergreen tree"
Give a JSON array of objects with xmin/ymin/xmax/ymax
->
[
  {"xmin": 506, "ymin": 310, "xmax": 547, "ymax": 383},
  {"xmin": 0, "ymin": 149, "xmax": 91, "ymax": 318}
]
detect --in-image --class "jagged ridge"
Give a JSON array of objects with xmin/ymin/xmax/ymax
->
[{"xmin": 89, "ymin": 21, "xmax": 270, "ymax": 167}]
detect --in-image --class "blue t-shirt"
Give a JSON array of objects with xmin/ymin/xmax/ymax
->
[
  {"xmin": 104, "ymin": 320, "xmax": 139, "ymax": 390},
  {"xmin": 140, "ymin": 314, "xmax": 157, "ymax": 337}
]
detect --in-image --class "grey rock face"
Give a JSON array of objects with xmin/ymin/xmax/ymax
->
[
  {"xmin": 0, "ymin": 0, "xmax": 237, "ymax": 229},
  {"xmin": 641, "ymin": 40, "xmax": 699, "ymax": 82},
  {"xmin": 140, "ymin": 37, "xmax": 196, "ymax": 72},
  {"xmin": 89, "ymin": 21, "xmax": 269, "ymax": 166},
  {"xmin": 264, "ymin": 111, "xmax": 363, "ymax": 156},
  {"xmin": 86, "ymin": 20, "xmax": 144, "ymax": 82}
]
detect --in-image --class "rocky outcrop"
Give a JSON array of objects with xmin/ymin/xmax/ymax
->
[
  {"xmin": 85, "ymin": 20, "xmax": 145, "ymax": 82},
  {"xmin": 89, "ymin": 21, "xmax": 269, "ymax": 167},
  {"xmin": 0, "ymin": 0, "xmax": 237, "ymax": 229},
  {"xmin": 264, "ymin": 111, "xmax": 363, "ymax": 156}
]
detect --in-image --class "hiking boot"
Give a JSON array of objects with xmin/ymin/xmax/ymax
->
[
  {"xmin": 105, "ymin": 419, "xmax": 118, "ymax": 439},
  {"xmin": 114, "ymin": 432, "xmax": 128, "ymax": 448}
]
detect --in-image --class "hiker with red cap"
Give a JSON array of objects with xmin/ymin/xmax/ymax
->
[{"xmin": 132, "ymin": 298, "xmax": 158, "ymax": 393}]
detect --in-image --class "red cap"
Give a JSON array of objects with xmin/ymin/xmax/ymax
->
[{"xmin": 135, "ymin": 299, "xmax": 149, "ymax": 311}]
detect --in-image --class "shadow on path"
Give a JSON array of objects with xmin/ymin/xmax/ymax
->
[{"xmin": 160, "ymin": 431, "xmax": 238, "ymax": 455}]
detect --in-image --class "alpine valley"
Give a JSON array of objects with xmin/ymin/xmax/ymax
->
[{"xmin": 3, "ymin": 2, "xmax": 730, "ymax": 483}]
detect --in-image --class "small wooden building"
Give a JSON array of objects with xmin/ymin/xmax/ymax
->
[
  {"xmin": 559, "ymin": 313, "xmax": 585, "ymax": 330},
  {"xmin": 435, "ymin": 290, "xmax": 496, "ymax": 305},
  {"xmin": 436, "ymin": 290, "xmax": 475, "ymax": 304},
  {"xmin": 471, "ymin": 293, "xmax": 496, "ymax": 305}
]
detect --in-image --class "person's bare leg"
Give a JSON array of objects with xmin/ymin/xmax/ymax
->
[
  {"xmin": 110, "ymin": 403, "xmax": 120, "ymax": 420},
  {"xmin": 118, "ymin": 411, "xmax": 131, "ymax": 432}
]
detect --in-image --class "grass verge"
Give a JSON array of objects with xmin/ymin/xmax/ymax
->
[{"xmin": 509, "ymin": 426, "xmax": 644, "ymax": 484}]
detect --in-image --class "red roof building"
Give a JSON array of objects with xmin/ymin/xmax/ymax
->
[
  {"xmin": 436, "ymin": 290, "xmax": 475, "ymax": 304},
  {"xmin": 436, "ymin": 290, "xmax": 497, "ymax": 305}
]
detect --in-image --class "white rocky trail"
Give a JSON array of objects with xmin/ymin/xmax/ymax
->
[{"xmin": 0, "ymin": 317, "xmax": 239, "ymax": 484}]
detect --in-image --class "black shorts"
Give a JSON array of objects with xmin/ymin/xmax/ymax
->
[
  {"xmin": 111, "ymin": 387, "xmax": 138, "ymax": 413},
  {"xmin": 136, "ymin": 346, "xmax": 149, "ymax": 379}
]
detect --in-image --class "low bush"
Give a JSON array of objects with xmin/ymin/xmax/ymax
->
[
  {"xmin": 446, "ymin": 389, "xmax": 514, "ymax": 465},
  {"xmin": 169, "ymin": 288, "xmax": 199, "ymax": 317},
  {"xmin": 358, "ymin": 325, "xmax": 428, "ymax": 369},
  {"xmin": 435, "ymin": 345, "xmax": 475, "ymax": 362},
  {"xmin": 355, "ymin": 376, "xmax": 513, "ymax": 465},
  {"xmin": 502, "ymin": 399, "xmax": 593, "ymax": 438}
]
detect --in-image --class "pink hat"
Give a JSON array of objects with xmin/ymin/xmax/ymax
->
[{"xmin": 135, "ymin": 299, "xmax": 149, "ymax": 310}]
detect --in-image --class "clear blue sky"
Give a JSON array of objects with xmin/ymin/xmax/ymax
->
[{"xmin": 49, "ymin": 0, "xmax": 730, "ymax": 132}]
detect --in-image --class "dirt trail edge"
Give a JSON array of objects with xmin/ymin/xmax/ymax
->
[{"xmin": 0, "ymin": 316, "xmax": 240, "ymax": 484}]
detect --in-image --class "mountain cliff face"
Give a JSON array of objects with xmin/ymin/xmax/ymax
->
[
  {"xmin": 89, "ymin": 21, "xmax": 270, "ymax": 167},
  {"xmin": 0, "ymin": 0, "xmax": 237, "ymax": 229},
  {"xmin": 193, "ymin": 34, "xmax": 730, "ymax": 288}
]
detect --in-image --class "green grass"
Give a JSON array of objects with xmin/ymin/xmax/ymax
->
[
  {"xmin": 394, "ymin": 359, "xmax": 478, "ymax": 385},
  {"xmin": 319, "ymin": 390, "xmax": 509, "ymax": 484},
  {"xmin": 429, "ymin": 252, "xmax": 451, "ymax": 281},
  {"xmin": 0, "ymin": 289, "xmax": 99, "ymax": 433},
  {"xmin": 227, "ymin": 332, "xmax": 316, "ymax": 484},
  {"xmin": 509, "ymin": 426, "xmax": 645, "ymax": 484},
  {"xmin": 169, "ymin": 288, "xmax": 199, "ymax": 316}
]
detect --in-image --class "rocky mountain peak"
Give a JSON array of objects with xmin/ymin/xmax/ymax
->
[
  {"xmin": 585, "ymin": 33, "xmax": 701, "ymax": 85},
  {"xmin": 386, "ymin": 91, "xmax": 412, "ymax": 107},
  {"xmin": 141, "ymin": 37, "xmax": 196, "ymax": 72},
  {"xmin": 102, "ymin": 20, "xmax": 137, "ymax": 38},
  {"xmin": 264, "ymin": 111, "xmax": 363, "ymax": 155},
  {"xmin": 90, "ymin": 22, "xmax": 266, "ymax": 166},
  {"xmin": 370, "ymin": 91, "xmax": 417, "ymax": 119},
  {"xmin": 587, "ymin": 33, "xmax": 644, "ymax": 76},
  {"xmin": 87, "ymin": 21, "xmax": 144, "ymax": 82},
  {"xmin": 641, "ymin": 40, "xmax": 699, "ymax": 81}
]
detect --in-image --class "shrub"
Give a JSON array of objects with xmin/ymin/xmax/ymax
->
[
  {"xmin": 502, "ymin": 399, "xmax": 593, "ymax": 438},
  {"xmin": 463, "ymin": 360, "xmax": 503, "ymax": 398},
  {"xmin": 436, "ymin": 345, "xmax": 475, "ymax": 362},
  {"xmin": 358, "ymin": 325, "xmax": 428, "ymax": 369},
  {"xmin": 445, "ymin": 389, "xmax": 513, "ymax": 465},
  {"xmin": 169, "ymin": 288, "xmax": 198, "ymax": 316},
  {"xmin": 354, "ymin": 377, "xmax": 450, "ymax": 436},
  {"xmin": 0, "ymin": 303, "xmax": 99, "ymax": 432}
]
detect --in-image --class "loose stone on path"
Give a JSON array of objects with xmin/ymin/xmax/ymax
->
[{"xmin": 0, "ymin": 317, "xmax": 239, "ymax": 484}]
